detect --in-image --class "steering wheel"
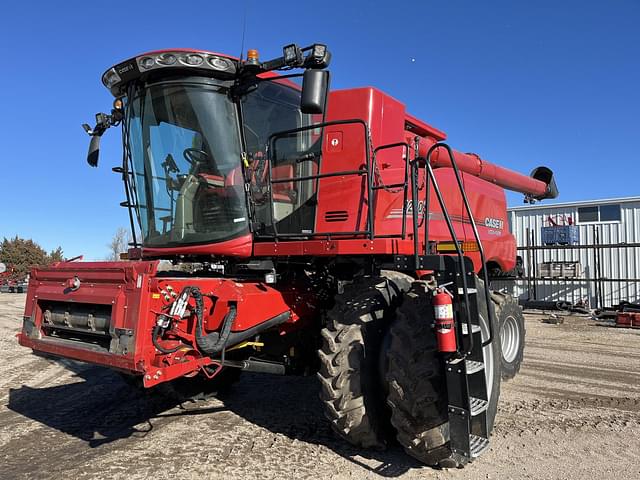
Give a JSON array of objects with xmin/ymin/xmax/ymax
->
[{"xmin": 183, "ymin": 148, "xmax": 209, "ymax": 165}]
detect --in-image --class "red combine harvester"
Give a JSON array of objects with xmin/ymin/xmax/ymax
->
[
  {"xmin": 0, "ymin": 263, "xmax": 26, "ymax": 293},
  {"xmin": 18, "ymin": 44, "xmax": 557, "ymax": 467}
]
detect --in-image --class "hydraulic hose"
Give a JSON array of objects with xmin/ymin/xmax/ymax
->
[
  {"xmin": 193, "ymin": 287, "xmax": 237, "ymax": 355},
  {"xmin": 151, "ymin": 324, "xmax": 182, "ymax": 354}
]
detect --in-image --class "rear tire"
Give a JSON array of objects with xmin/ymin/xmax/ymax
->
[
  {"xmin": 385, "ymin": 279, "xmax": 501, "ymax": 467},
  {"xmin": 317, "ymin": 273, "xmax": 411, "ymax": 449},
  {"xmin": 492, "ymin": 292, "xmax": 525, "ymax": 380}
]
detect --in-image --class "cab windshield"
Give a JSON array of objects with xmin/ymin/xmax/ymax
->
[{"xmin": 126, "ymin": 78, "xmax": 247, "ymax": 247}]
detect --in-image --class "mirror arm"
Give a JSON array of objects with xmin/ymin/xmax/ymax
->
[
  {"xmin": 82, "ymin": 109, "xmax": 123, "ymax": 167},
  {"xmin": 82, "ymin": 109, "xmax": 121, "ymax": 136}
]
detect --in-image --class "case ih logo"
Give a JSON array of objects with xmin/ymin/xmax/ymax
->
[
  {"xmin": 484, "ymin": 217, "xmax": 504, "ymax": 229},
  {"xmin": 117, "ymin": 63, "xmax": 135, "ymax": 74}
]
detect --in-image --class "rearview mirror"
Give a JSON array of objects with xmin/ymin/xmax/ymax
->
[
  {"xmin": 301, "ymin": 70, "xmax": 329, "ymax": 114},
  {"xmin": 87, "ymin": 135, "xmax": 102, "ymax": 167}
]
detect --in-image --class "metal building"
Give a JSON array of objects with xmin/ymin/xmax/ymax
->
[{"xmin": 493, "ymin": 196, "xmax": 640, "ymax": 308}]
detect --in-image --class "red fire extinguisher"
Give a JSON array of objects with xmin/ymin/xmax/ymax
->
[{"xmin": 433, "ymin": 288, "xmax": 457, "ymax": 353}]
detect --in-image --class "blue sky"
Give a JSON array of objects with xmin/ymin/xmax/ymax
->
[{"xmin": 1, "ymin": 1, "xmax": 638, "ymax": 260}]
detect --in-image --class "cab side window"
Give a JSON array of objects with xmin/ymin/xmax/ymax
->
[{"xmin": 242, "ymin": 81, "xmax": 318, "ymax": 232}]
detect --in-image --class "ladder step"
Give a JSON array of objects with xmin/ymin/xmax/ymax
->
[
  {"xmin": 465, "ymin": 360, "xmax": 484, "ymax": 375},
  {"xmin": 461, "ymin": 323, "xmax": 481, "ymax": 335},
  {"xmin": 469, "ymin": 434, "xmax": 490, "ymax": 458},
  {"xmin": 457, "ymin": 288, "xmax": 477, "ymax": 294},
  {"xmin": 469, "ymin": 396, "xmax": 489, "ymax": 416}
]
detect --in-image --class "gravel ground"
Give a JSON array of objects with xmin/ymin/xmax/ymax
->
[{"xmin": 1, "ymin": 292, "xmax": 640, "ymax": 480}]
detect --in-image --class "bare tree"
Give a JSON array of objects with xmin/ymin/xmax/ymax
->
[{"xmin": 107, "ymin": 227, "xmax": 130, "ymax": 261}]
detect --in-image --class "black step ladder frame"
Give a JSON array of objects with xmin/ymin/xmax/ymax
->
[
  {"xmin": 415, "ymin": 142, "xmax": 500, "ymax": 460},
  {"xmin": 437, "ymin": 259, "xmax": 491, "ymax": 459}
]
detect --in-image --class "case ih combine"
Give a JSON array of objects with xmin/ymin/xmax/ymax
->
[
  {"xmin": 0, "ymin": 263, "xmax": 27, "ymax": 293},
  {"xmin": 17, "ymin": 43, "xmax": 557, "ymax": 468}
]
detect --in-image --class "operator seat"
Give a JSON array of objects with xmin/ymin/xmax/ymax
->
[{"xmin": 249, "ymin": 153, "xmax": 297, "ymax": 222}]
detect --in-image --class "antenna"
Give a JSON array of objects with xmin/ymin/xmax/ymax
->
[{"xmin": 239, "ymin": 1, "xmax": 248, "ymax": 61}]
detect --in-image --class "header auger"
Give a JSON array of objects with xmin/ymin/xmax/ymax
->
[{"xmin": 19, "ymin": 42, "xmax": 556, "ymax": 468}]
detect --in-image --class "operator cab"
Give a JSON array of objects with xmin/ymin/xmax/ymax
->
[{"xmin": 84, "ymin": 45, "xmax": 330, "ymax": 252}]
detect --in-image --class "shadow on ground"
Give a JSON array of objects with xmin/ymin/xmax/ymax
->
[
  {"xmin": 6, "ymin": 359, "xmax": 196, "ymax": 447},
  {"xmin": 7, "ymin": 359, "xmax": 422, "ymax": 477},
  {"xmin": 223, "ymin": 373, "xmax": 423, "ymax": 477}
]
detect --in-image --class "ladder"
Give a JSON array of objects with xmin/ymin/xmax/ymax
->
[
  {"xmin": 444, "ymin": 274, "xmax": 491, "ymax": 459},
  {"xmin": 418, "ymin": 142, "xmax": 496, "ymax": 463}
]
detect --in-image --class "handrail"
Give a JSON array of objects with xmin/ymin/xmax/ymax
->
[
  {"xmin": 426, "ymin": 143, "xmax": 495, "ymax": 349},
  {"xmin": 121, "ymin": 102, "xmax": 140, "ymax": 247},
  {"xmin": 419, "ymin": 156, "xmax": 475, "ymax": 357},
  {"xmin": 261, "ymin": 123, "xmax": 418, "ymax": 243},
  {"xmin": 372, "ymin": 142, "xmax": 411, "ymax": 239},
  {"xmin": 265, "ymin": 119, "xmax": 375, "ymax": 239}
]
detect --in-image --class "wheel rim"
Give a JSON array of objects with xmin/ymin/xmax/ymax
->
[
  {"xmin": 479, "ymin": 313, "xmax": 495, "ymax": 399},
  {"xmin": 500, "ymin": 315, "xmax": 520, "ymax": 363}
]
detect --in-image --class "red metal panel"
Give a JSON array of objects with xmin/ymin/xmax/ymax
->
[
  {"xmin": 17, "ymin": 336, "xmax": 139, "ymax": 371},
  {"xmin": 314, "ymin": 88, "xmax": 407, "ymax": 235},
  {"xmin": 149, "ymin": 277, "xmax": 302, "ymax": 332},
  {"xmin": 20, "ymin": 261, "xmax": 161, "ymax": 374},
  {"xmin": 404, "ymin": 112, "xmax": 447, "ymax": 141},
  {"xmin": 616, "ymin": 312, "xmax": 640, "ymax": 329},
  {"xmin": 142, "ymin": 233, "xmax": 253, "ymax": 258}
]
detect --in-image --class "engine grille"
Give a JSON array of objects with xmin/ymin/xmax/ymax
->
[{"xmin": 324, "ymin": 210, "xmax": 349, "ymax": 223}]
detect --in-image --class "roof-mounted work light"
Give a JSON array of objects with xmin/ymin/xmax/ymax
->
[
  {"xmin": 252, "ymin": 43, "xmax": 331, "ymax": 73},
  {"xmin": 283, "ymin": 44, "xmax": 303, "ymax": 66},
  {"xmin": 304, "ymin": 44, "xmax": 331, "ymax": 69},
  {"xmin": 101, "ymin": 50, "xmax": 238, "ymax": 95}
]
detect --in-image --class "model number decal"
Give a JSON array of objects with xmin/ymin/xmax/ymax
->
[
  {"xmin": 484, "ymin": 217, "xmax": 504, "ymax": 229},
  {"xmin": 405, "ymin": 200, "xmax": 426, "ymax": 214}
]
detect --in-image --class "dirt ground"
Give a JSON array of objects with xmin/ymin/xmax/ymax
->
[{"xmin": 1, "ymin": 293, "xmax": 639, "ymax": 480}]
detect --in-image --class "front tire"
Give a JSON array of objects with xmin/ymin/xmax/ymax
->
[
  {"xmin": 317, "ymin": 273, "xmax": 410, "ymax": 449},
  {"xmin": 385, "ymin": 279, "xmax": 501, "ymax": 467}
]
